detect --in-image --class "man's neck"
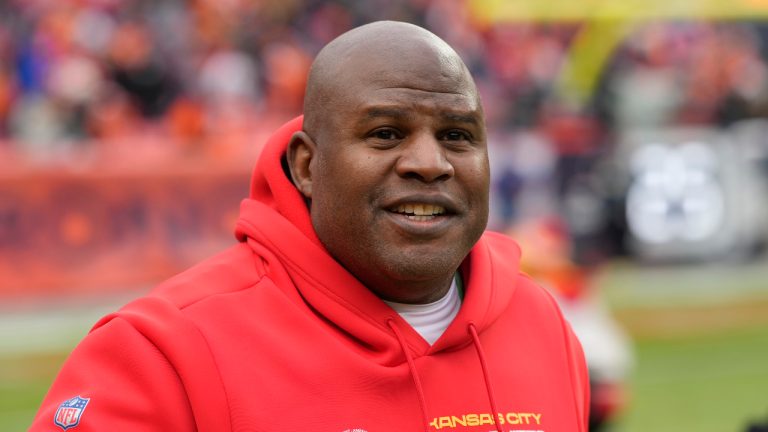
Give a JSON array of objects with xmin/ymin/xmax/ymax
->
[{"xmin": 369, "ymin": 273, "xmax": 456, "ymax": 305}]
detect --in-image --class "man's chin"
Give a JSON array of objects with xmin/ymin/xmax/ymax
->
[{"xmin": 380, "ymin": 251, "xmax": 464, "ymax": 284}]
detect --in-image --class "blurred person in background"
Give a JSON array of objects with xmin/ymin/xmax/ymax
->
[
  {"xmin": 30, "ymin": 21, "xmax": 590, "ymax": 431},
  {"xmin": 508, "ymin": 216, "xmax": 633, "ymax": 430},
  {"xmin": 107, "ymin": 21, "xmax": 179, "ymax": 122}
]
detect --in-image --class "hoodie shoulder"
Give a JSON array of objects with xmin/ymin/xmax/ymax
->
[
  {"xmin": 149, "ymin": 242, "xmax": 265, "ymax": 310},
  {"xmin": 481, "ymin": 230, "xmax": 522, "ymax": 259},
  {"xmin": 479, "ymin": 230, "xmax": 565, "ymax": 319}
]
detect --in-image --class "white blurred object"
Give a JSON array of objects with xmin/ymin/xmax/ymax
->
[
  {"xmin": 47, "ymin": 55, "xmax": 104, "ymax": 105},
  {"xmin": 197, "ymin": 49, "xmax": 260, "ymax": 104},
  {"xmin": 556, "ymin": 291, "xmax": 633, "ymax": 383},
  {"xmin": 549, "ymin": 281, "xmax": 633, "ymax": 430},
  {"xmin": 626, "ymin": 142, "xmax": 725, "ymax": 244},
  {"xmin": 620, "ymin": 126, "xmax": 768, "ymax": 261}
]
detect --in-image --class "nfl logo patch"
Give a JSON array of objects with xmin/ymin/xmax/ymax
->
[{"xmin": 54, "ymin": 396, "xmax": 90, "ymax": 430}]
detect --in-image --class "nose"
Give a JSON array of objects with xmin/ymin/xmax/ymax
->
[{"xmin": 394, "ymin": 132, "xmax": 454, "ymax": 182}]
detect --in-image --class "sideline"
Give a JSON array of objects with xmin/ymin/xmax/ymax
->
[
  {"xmin": 597, "ymin": 255, "xmax": 768, "ymax": 309},
  {"xmin": 0, "ymin": 289, "xmax": 148, "ymax": 356}
]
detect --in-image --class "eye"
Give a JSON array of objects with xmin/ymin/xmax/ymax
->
[
  {"xmin": 441, "ymin": 130, "xmax": 472, "ymax": 142},
  {"xmin": 370, "ymin": 128, "xmax": 401, "ymax": 140}
]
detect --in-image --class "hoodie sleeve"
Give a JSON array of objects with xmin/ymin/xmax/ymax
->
[{"xmin": 29, "ymin": 316, "xmax": 195, "ymax": 431}]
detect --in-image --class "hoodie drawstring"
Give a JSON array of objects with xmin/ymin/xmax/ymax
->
[
  {"xmin": 386, "ymin": 319, "xmax": 502, "ymax": 432},
  {"xmin": 468, "ymin": 323, "xmax": 502, "ymax": 429},
  {"xmin": 387, "ymin": 318, "xmax": 431, "ymax": 432}
]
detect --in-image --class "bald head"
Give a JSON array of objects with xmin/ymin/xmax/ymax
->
[
  {"xmin": 303, "ymin": 21, "xmax": 480, "ymax": 138},
  {"xmin": 287, "ymin": 21, "xmax": 489, "ymax": 303}
]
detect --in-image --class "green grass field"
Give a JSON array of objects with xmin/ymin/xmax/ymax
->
[
  {"xmin": 0, "ymin": 352, "xmax": 69, "ymax": 431},
  {"xmin": 2, "ymin": 259, "xmax": 768, "ymax": 431},
  {"xmin": 622, "ymin": 325, "xmax": 768, "ymax": 431},
  {"xmin": 601, "ymin": 257, "xmax": 768, "ymax": 432}
]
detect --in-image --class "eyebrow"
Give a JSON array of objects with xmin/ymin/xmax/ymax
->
[
  {"xmin": 440, "ymin": 112, "xmax": 480, "ymax": 126},
  {"xmin": 363, "ymin": 107, "xmax": 410, "ymax": 121},
  {"xmin": 362, "ymin": 107, "xmax": 481, "ymax": 125}
]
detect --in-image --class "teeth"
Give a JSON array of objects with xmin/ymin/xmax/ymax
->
[{"xmin": 394, "ymin": 204, "xmax": 446, "ymax": 216}]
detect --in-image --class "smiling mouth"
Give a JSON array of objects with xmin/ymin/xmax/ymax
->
[{"xmin": 390, "ymin": 203, "xmax": 447, "ymax": 221}]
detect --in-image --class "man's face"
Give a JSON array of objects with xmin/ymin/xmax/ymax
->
[{"xmin": 299, "ymin": 45, "xmax": 489, "ymax": 303}]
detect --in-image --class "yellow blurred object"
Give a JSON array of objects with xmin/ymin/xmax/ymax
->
[
  {"xmin": 469, "ymin": 0, "xmax": 768, "ymax": 23},
  {"xmin": 469, "ymin": 0, "xmax": 768, "ymax": 106}
]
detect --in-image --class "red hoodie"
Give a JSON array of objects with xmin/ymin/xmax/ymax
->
[{"xmin": 31, "ymin": 117, "xmax": 589, "ymax": 432}]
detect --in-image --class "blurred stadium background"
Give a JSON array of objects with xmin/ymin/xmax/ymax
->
[{"xmin": 2, "ymin": 0, "xmax": 768, "ymax": 431}]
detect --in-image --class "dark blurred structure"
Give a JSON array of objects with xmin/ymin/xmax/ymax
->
[{"xmin": 747, "ymin": 415, "xmax": 768, "ymax": 432}]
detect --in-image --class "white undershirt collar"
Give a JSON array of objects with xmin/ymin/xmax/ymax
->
[{"xmin": 383, "ymin": 276, "xmax": 461, "ymax": 345}]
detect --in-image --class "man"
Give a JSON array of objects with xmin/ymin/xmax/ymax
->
[{"xmin": 32, "ymin": 21, "xmax": 589, "ymax": 431}]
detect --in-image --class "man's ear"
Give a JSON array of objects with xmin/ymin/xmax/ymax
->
[{"xmin": 286, "ymin": 131, "xmax": 317, "ymax": 199}]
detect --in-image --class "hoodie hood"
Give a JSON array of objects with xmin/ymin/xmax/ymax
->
[
  {"xmin": 234, "ymin": 116, "xmax": 521, "ymax": 364},
  {"xmin": 240, "ymin": 116, "xmax": 320, "ymax": 246}
]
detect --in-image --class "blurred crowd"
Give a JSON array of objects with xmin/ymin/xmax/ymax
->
[
  {"xmin": 2, "ymin": 0, "xmax": 768, "ymax": 230},
  {"xmin": 6, "ymin": 5, "xmax": 768, "ymax": 428}
]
